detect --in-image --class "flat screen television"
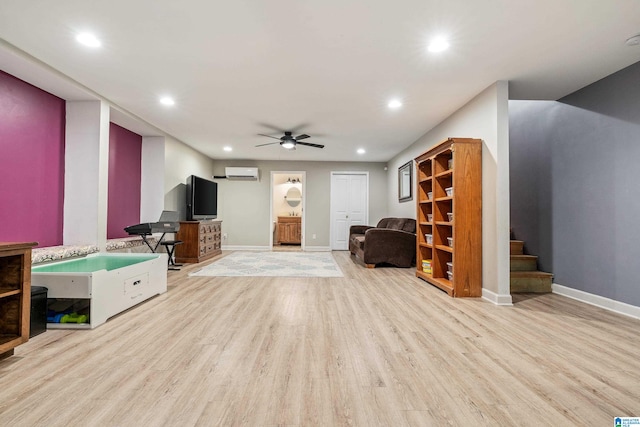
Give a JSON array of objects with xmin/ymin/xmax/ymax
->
[{"xmin": 186, "ymin": 175, "xmax": 218, "ymax": 220}]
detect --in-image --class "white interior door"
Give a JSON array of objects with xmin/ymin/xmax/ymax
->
[{"xmin": 330, "ymin": 172, "xmax": 368, "ymax": 250}]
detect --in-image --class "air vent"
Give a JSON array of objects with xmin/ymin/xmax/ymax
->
[{"xmin": 225, "ymin": 167, "xmax": 259, "ymax": 180}]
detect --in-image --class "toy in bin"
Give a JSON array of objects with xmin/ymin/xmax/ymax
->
[
  {"xmin": 47, "ymin": 310, "xmax": 87, "ymax": 324},
  {"xmin": 61, "ymin": 313, "xmax": 88, "ymax": 324},
  {"xmin": 422, "ymin": 259, "xmax": 432, "ymax": 274}
]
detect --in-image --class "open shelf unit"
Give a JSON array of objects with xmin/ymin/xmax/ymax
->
[
  {"xmin": 0, "ymin": 242, "xmax": 37, "ymax": 359},
  {"xmin": 415, "ymin": 138, "xmax": 482, "ymax": 297}
]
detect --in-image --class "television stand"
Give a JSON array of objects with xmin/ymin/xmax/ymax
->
[{"xmin": 174, "ymin": 220, "xmax": 222, "ymax": 263}]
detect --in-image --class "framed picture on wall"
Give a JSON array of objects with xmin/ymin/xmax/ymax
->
[{"xmin": 398, "ymin": 161, "xmax": 413, "ymax": 202}]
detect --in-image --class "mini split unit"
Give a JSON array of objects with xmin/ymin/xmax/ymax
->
[{"xmin": 225, "ymin": 167, "xmax": 259, "ymax": 180}]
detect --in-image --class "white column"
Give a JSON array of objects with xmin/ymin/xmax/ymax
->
[
  {"xmin": 495, "ymin": 81, "xmax": 512, "ymax": 304},
  {"xmin": 140, "ymin": 136, "xmax": 166, "ymax": 222},
  {"xmin": 63, "ymin": 101, "xmax": 110, "ymax": 250}
]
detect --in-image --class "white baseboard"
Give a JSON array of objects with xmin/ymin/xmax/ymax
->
[
  {"xmin": 552, "ymin": 283, "xmax": 640, "ymax": 320},
  {"xmin": 304, "ymin": 246, "xmax": 332, "ymax": 252},
  {"xmin": 482, "ymin": 288, "xmax": 513, "ymax": 306},
  {"xmin": 220, "ymin": 245, "xmax": 332, "ymax": 252},
  {"xmin": 221, "ymin": 245, "xmax": 271, "ymax": 251}
]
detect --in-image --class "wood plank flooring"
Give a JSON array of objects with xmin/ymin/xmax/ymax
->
[{"xmin": 1, "ymin": 251, "xmax": 639, "ymax": 426}]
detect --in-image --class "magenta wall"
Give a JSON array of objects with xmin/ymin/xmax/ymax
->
[
  {"xmin": 0, "ymin": 70, "xmax": 65, "ymax": 247},
  {"xmin": 107, "ymin": 123, "xmax": 142, "ymax": 238}
]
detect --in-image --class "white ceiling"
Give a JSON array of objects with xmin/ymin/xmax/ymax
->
[{"xmin": 1, "ymin": 1, "xmax": 639, "ymax": 162}]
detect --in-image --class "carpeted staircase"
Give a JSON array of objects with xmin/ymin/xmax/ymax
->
[{"xmin": 510, "ymin": 234, "xmax": 553, "ymax": 293}]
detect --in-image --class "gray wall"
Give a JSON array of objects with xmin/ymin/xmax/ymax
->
[
  {"xmin": 164, "ymin": 137, "xmax": 215, "ymax": 221},
  {"xmin": 387, "ymin": 82, "xmax": 512, "ymax": 299},
  {"xmin": 212, "ymin": 159, "xmax": 388, "ymax": 248},
  {"xmin": 509, "ymin": 101, "xmax": 555, "ymax": 268},
  {"xmin": 510, "ymin": 61, "xmax": 640, "ymax": 306}
]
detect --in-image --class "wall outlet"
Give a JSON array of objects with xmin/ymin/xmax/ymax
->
[
  {"xmin": 312, "ymin": 234, "xmax": 316, "ymax": 239},
  {"xmin": 223, "ymin": 233, "xmax": 228, "ymax": 240}
]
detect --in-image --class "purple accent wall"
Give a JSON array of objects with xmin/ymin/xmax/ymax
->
[
  {"xmin": 107, "ymin": 123, "xmax": 142, "ymax": 239},
  {"xmin": 0, "ymin": 70, "xmax": 65, "ymax": 247}
]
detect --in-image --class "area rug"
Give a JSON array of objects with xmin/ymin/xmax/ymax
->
[{"xmin": 189, "ymin": 251, "xmax": 344, "ymax": 277}]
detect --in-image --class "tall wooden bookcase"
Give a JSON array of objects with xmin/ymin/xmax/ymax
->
[
  {"xmin": 415, "ymin": 138, "xmax": 482, "ymax": 297},
  {"xmin": 0, "ymin": 242, "xmax": 37, "ymax": 359}
]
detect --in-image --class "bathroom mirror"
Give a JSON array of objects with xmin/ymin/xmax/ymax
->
[
  {"xmin": 398, "ymin": 161, "xmax": 413, "ymax": 202},
  {"xmin": 285, "ymin": 187, "xmax": 302, "ymax": 207}
]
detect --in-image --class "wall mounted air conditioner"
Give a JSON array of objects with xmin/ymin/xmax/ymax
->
[{"xmin": 225, "ymin": 167, "xmax": 259, "ymax": 180}]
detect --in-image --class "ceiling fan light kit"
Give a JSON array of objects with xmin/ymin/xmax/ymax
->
[{"xmin": 256, "ymin": 131, "xmax": 325, "ymax": 150}]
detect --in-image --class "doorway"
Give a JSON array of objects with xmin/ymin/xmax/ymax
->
[
  {"xmin": 330, "ymin": 172, "xmax": 369, "ymax": 250},
  {"xmin": 271, "ymin": 171, "xmax": 306, "ymax": 251}
]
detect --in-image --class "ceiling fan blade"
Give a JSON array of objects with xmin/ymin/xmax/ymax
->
[
  {"xmin": 257, "ymin": 133, "xmax": 282, "ymax": 140},
  {"xmin": 295, "ymin": 134, "xmax": 310, "ymax": 140},
  {"xmin": 257, "ymin": 123, "xmax": 286, "ymax": 133},
  {"xmin": 288, "ymin": 123, "xmax": 311, "ymax": 134},
  {"xmin": 296, "ymin": 141, "xmax": 325, "ymax": 149},
  {"xmin": 255, "ymin": 142, "xmax": 279, "ymax": 147}
]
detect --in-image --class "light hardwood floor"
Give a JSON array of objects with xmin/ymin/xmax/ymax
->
[{"xmin": 1, "ymin": 251, "xmax": 639, "ymax": 426}]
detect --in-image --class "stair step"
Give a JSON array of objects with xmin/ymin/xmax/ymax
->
[
  {"xmin": 510, "ymin": 240, "xmax": 524, "ymax": 255},
  {"xmin": 510, "ymin": 254, "xmax": 538, "ymax": 271},
  {"xmin": 510, "ymin": 271, "xmax": 553, "ymax": 293}
]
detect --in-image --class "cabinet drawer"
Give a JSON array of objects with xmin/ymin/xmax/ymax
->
[{"xmin": 124, "ymin": 273, "xmax": 149, "ymax": 296}]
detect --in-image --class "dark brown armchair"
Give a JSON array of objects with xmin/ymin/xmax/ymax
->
[{"xmin": 349, "ymin": 218, "xmax": 416, "ymax": 268}]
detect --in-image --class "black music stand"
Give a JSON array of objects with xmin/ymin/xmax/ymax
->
[
  {"xmin": 124, "ymin": 211, "xmax": 183, "ymax": 269},
  {"xmin": 139, "ymin": 234, "xmax": 161, "ymax": 253},
  {"xmin": 140, "ymin": 210, "xmax": 175, "ymax": 250},
  {"xmin": 155, "ymin": 211, "xmax": 182, "ymax": 270}
]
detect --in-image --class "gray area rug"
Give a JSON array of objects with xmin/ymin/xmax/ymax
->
[{"xmin": 189, "ymin": 251, "xmax": 344, "ymax": 277}]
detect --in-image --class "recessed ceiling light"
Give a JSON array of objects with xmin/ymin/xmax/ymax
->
[
  {"xmin": 357, "ymin": 148, "xmax": 366, "ymax": 154},
  {"xmin": 76, "ymin": 33, "xmax": 101, "ymax": 48},
  {"xmin": 160, "ymin": 97, "xmax": 175, "ymax": 106},
  {"xmin": 223, "ymin": 146, "xmax": 232, "ymax": 152},
  {"xmin": 388, "ymin": 99, "xmax": 402, "ymax": 109},
  {"xmin": 428, "ymin": 37, "xmax": 450, "ymax": 53}
]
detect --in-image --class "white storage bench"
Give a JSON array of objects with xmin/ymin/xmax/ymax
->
[{"xmin": 31, "ymin": 253, "xmax": 167, "ymax": 329}]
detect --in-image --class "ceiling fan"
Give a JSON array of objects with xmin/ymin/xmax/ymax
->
[{"xmin": 256, "ymin": 131, "xmax": 324, "ymax": 150}]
